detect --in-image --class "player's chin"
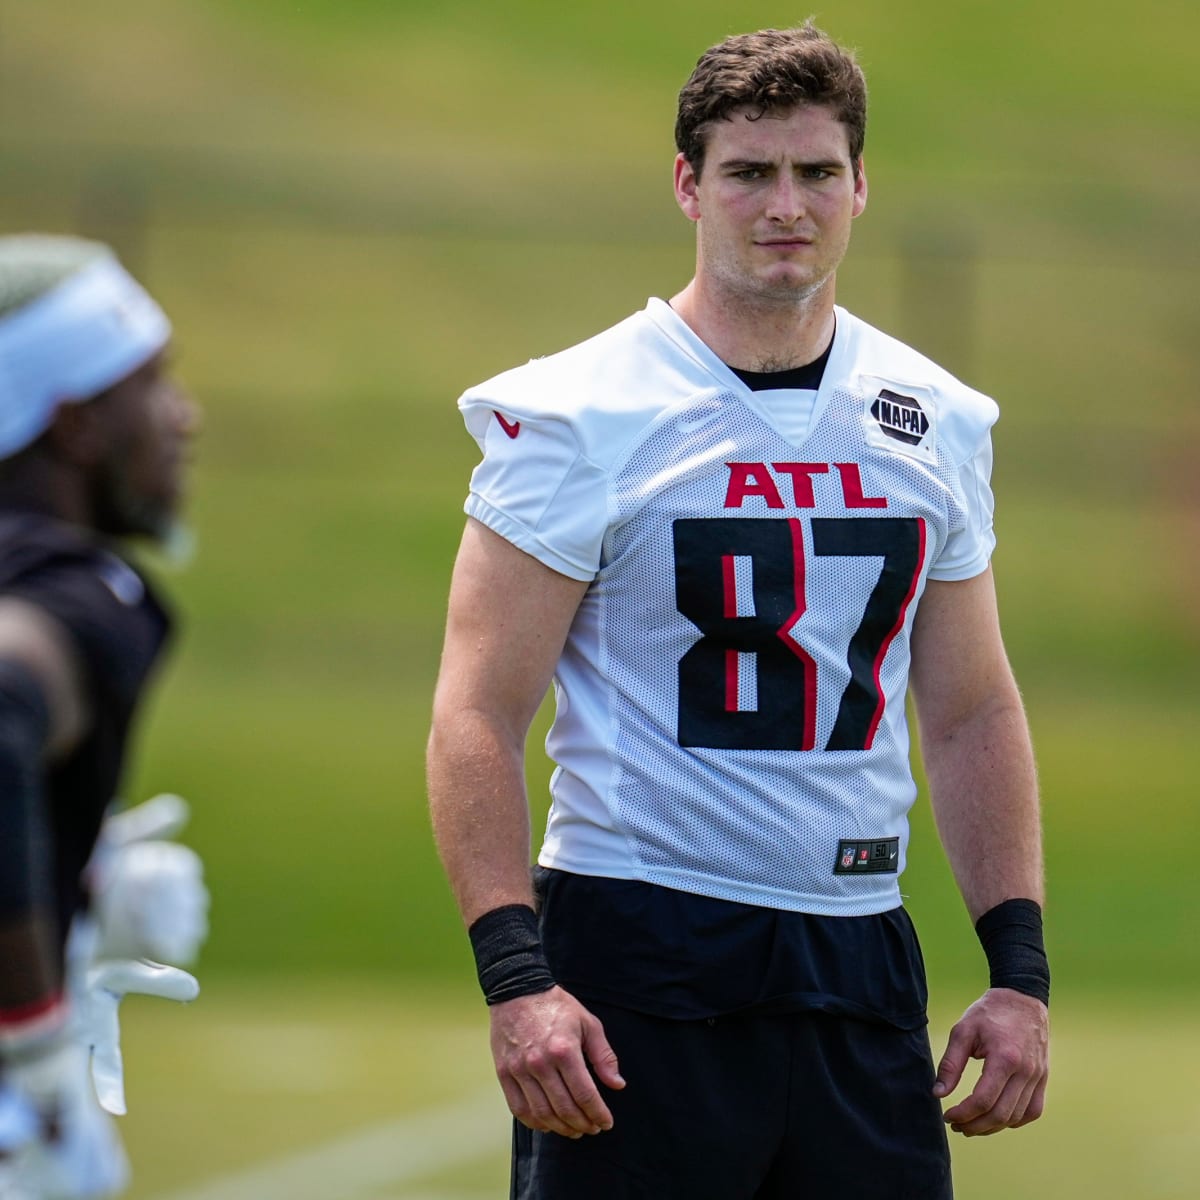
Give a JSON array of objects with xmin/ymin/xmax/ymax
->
[{"xmin": 753, "ymin": 270, "xmax": 823, "ymax": 302}]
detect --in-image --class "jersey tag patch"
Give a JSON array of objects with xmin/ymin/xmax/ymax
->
[
  {"xmin": 858, "ymin": 377, "xmax": 938, "ymax": 463},
  {"xmin": 872, "ymin": 390, "xmax": 928, "ymax": 445},
  {"xmin": 833, "ymin": 837, "xmax": 899, "ymax": 875}
]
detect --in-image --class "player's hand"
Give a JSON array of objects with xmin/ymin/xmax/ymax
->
[
  {"xmin": 0, "ymin": 1037, "xmax": 129, "ymax": 1198},
  {"xmin": 489, "ymin": 986, "xmax": 625, "ymax": 1139},
  {"xmin": 80, "ymin": 960, "xmax": 199, "ymax": 1116},
  {"xmin": 93, "ymin": 839, "xmax": 208, "ymax": 966},
  {"xmin": 933, "ymin": 987, "xmax": 1049, "ymax": 1136},
  {"xmin": 89, "ymin": 794, "xmax": 210, "ymax": 966}
]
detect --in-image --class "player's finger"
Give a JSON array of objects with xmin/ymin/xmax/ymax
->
[
  {"xmin": 949, "ymin": 1039, "xmax": 1047, "ymax": 1136},
  {"xmin": 942, "ymin": 1049, "xmax": 1013, "ymax": 1129},
  {"xmin": 1010, "ymin": 1072, "xmax": 1048, "ymax": 1128},
  {"xmin": 558, "ymin": 1065, "xmax": 613, "ymax": 1133},
  {"xmin": 1003, "ymin": 1069, "xmax": 1043, "ymax": 1129},
  {"xmin": 510, "ymin": 1070, "xmax": 587, "ymax": 1139},
  {"xmin": 496, "ymin": 1070, "xmax": 542, "ymax": 1132},
  {"xmin": 545, "ymin": 1079, "xmax": 605, "ymax": 1135},
  {"xmin": 581, "ymin": 1017, "xmax": 625, "ymax": 1094},
  {"xmin": 948, "ymin": 1072, "xmax": 1026, "ymax": 1136},
  {"xmin": 931, "ymin": 1022, "xmax": 975, "ymax": 1099},
  {"xmin": 528, "ymin": 1042, "xmax": 610, "ymax": 1134}
]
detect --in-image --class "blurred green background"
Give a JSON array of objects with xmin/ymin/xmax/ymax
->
[{"xmin": 3, "ymin": 0, "xmax": 1198, "ymax": 1195}]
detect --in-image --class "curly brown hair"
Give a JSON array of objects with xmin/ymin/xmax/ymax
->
[{"xmin": 675, "ymin": 22, "xmax": 867, "ymax": 179}]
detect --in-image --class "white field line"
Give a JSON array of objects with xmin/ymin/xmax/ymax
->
[
  {"xmin": 374, "ymin": 1194, "xmax": 497, "ymax": 1200},
  {"xmin": 383, "ymin": 1194, "xmax": 496, "ymax": 1200},
  {"xmin": 146, "ymin": 1087, "xmax": 508, "ymax": 1200}
]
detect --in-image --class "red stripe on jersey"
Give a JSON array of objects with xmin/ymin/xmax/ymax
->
[
  {"xmin": 721, "ymin": 554, "xmax": 737, "ymax": 619},
  {"xmin": 776, "ymin": 518, "xmax": 818, "ymax": 750},
  {"xmin": 724, "ymin": 649, "xmax": 739, "ymax": 712},
  {"xmin": 863, "ymin": 517, "xmax": 927, "ymax": 748}
]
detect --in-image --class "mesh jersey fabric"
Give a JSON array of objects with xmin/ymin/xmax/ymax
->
[{"xmin": 459, "ymin": 299, "xmax": 998, "ymax": 916}]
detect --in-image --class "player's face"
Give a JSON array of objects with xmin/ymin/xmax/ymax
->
[
  {"xmin": 675, "ymin": 104, "xmax": 867, "ymax": 306},
  {"xmin": 91, "ymin": 350, "xmax": 198, "ymax": 542}
]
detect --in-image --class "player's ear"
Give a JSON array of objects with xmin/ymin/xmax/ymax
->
[
  {"xmin": 852, "ymin": 157, "xmax": 868, "ymax": 218},
  {"xmin": 674, "ymin": 153, "xmax": 702, "ymax": 222}
]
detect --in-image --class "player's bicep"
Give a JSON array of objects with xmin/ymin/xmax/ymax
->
[
  {"xmin": 908, "ymin": 568, "xmax": 1017, "ymax": 741},
  {"xmin": 0, "ymin": 599, "xmax": 90, "ymax": 758},
  {"xmin": 434, "ymin": 519, "xmax": 589, "ymax": 741}
]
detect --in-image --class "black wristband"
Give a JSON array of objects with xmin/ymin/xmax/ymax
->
[
  {"xmin": 975, "ymin": 898, "xmax": 1050, "ymax": 1007},
  {"xmin": 467, "ymin": 904, "xmax": 556, "ymax": 1006}
]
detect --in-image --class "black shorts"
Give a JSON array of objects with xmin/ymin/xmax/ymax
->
[{"xmin": 511, "ymin": 999, "xmax": 951, "ymax": 1200}]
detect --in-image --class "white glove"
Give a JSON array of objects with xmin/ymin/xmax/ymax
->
[
  {"xmin": 79, "ymin": 961, "xmax": 199, "ymax": 1117},
  {"xmin": 69, "ymin": 795, "xmax": 205, "ymax": 1119},
  {"xmin": 88, "ymin": 795, "xmax": 210, "ymax": 967},
  {"xmin": 93, "ymin": 793, "xmax": 190, "ymax": 849},
  {"xmin": 0, "ymin": 1038, "xmax": 129, "ymax": 1199},
  {"xmin": 93, "ymin": 841, "xmax": 208, "ymax": 966}
]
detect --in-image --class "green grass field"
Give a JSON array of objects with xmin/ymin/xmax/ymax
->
[
  {"xmin": 2, "ymin": 0, "xmax": 1199, "ymax": 1194},
  {"xmin": 113, "ymin": 983, "xmax": 1200, "ymax": 1199}
]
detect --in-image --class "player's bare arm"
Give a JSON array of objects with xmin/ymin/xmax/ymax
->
[
  {"xmin": 428, "ymin": 518, "xmax": 588, "ymax": 919},
  {"xmin": 427, "ymin": 518, "xmax": 623, "ymax": 1137},
  {"xmin": 0, "ymin": 599, "xmax": 91, "ymax": 1012},
  {"xmin": 909, "ymin": 568, "xmax": 1049, "ymax": 1136},
  {"xmin": 0, "ymin": 598, "xmax": 91, "ymax": 756}
]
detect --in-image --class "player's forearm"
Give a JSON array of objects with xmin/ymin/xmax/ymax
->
[
  {"xmin": 920, "ymin": 690, "xmax": 1043, "ymax": 921},
  {"xmin": 0, "ymin": 659, "xmax": 62, "ymax": 1012},
  {"xmin": 427, "ymin": 709, "xmax": 539, "ymax": 926},
  {"xmin": 0, "ymin": 915, "xmax": 63, "ymax": 1014}
]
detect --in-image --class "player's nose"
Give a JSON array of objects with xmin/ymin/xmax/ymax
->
[
  {"xmin": 764, "ymin": 175, "xmax": 807, "ymax": 224},
  {"xmin": 171, "ymin": 382, "xmax": 201, "ymax": 439}
]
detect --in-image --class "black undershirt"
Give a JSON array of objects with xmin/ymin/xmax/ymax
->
[{"xmin": 727, "ymin": 338, "xmax": 832, "ymax": 392}]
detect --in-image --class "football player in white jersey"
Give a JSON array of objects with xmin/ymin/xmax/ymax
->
[{"xmin": 429, "ymin": 22, "xmax": 1049, "ymax": 1199}]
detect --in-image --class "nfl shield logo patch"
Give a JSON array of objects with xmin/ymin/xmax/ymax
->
[{"xmin": 833, "ymin": 837, "xmax": 900, "ymax": 875}]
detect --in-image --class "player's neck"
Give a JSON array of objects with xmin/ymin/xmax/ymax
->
[{"xmin": 670, "ymin": 276, "xmax": 837, "ymax": 373}]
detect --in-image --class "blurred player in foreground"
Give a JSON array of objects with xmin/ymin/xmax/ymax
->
[
  {"xmin": 0, "ymin": 235, "xmax": 209, "ymax": 1198},
  {"xmin": 429, "ymin": 20, "xmax": 1049, "ymax": 1199}
]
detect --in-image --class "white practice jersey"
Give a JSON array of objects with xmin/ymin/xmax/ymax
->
[{"xmin": 460, "ymin": 299, "xmax": 998, "ymax": 916}]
